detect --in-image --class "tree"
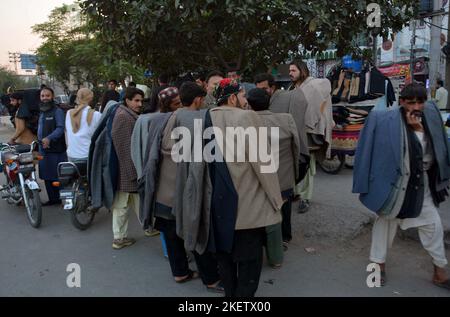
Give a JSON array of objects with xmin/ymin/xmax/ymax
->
[
  {"xmin": 0, "ymin": 67, "xmax": 39, "ymax": 94},
  {"xmin": 33, "ymin": 3, "xmax": 145, "ymax": 92},
  {"xmin": 80, "ymin": 0, "xmax": 417, "ymax": 76}
]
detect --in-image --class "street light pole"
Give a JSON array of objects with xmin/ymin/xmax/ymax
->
[{"xmin": 8, "ymin": 52, "xmax": 21, "ymax": 74}]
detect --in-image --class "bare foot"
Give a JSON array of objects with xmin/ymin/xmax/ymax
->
[{"xmin": 433, "ymin": 265, "xmax": 449, "ymax": 284}]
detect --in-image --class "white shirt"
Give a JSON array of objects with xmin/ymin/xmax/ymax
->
[
  {"xmin": 435, "ymin": 87, "xmax": 448, "ymax": 110},
  {"xmin": 65, "ymin": 107, "xmax": 101, "ymax": 159}
]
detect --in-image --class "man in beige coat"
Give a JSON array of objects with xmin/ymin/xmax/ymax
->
[
  {"xmin": 288, "ymin": 60, "xmax": 333, "ymax": 213},
  {"xmin": 209, "ymin": 78, "xmax": 283, "ymax": 297}
]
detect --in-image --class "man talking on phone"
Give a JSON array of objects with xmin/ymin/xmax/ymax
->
[{"xmin": 353, "ymin": 83, "xmax": 450, "ymax": 290}]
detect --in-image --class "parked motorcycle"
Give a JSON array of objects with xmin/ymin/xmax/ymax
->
[
  {"xmin": 0, "ymin": 141, "xmax": 43, "ymax": 228},
  {"xmin": 55, "ymin": 160, "xmax": 96, "ymax": 230}
]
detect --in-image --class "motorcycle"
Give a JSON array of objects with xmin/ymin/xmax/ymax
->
[
  {"xmin": 0, "ymin": 141, "xmax": 43, "ymax": 228},
  {"xmin": 55, "ymin": 160, "xmax": 96, "ymax": 230}
]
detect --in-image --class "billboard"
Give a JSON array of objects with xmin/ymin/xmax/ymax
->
[{"xmin": 20, "ymin": 54, "xmax": 37, "ymax": 70}]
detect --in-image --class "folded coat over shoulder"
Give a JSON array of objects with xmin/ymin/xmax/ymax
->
[
  {"xmin": 131, "ymin": 113, "xmax": 156, "ymax": 180},
  {"xmin": 139, "ymin": 112, "xmax": 172, "ymax": 230},
  {"xmin": 301, "ymin": 77, "xmax": 334, "ymax": 160},
  {"xmin": 352, "ymin": 102, "xmax": 450, "ymax": 213},
  {"xmin": 269, "ymin": 89, "xmax": 309, "ymax": 158},
  {"xmin": 172, "ymin": 108, "xmax": 212, "ymax": 254},
  {"xmin": 88, "ymin": 102, "xmax": 120, "ymax": 209},
  {"xmin": 209, "ymin": 106, "xmax": 283, "ymax": 230}
]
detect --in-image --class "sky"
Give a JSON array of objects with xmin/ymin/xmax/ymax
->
[{"xmin": 0, "ymin": 0, "xmax": 74, "ymax": 69}]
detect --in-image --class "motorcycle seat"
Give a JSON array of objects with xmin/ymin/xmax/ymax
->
[
  {"xmin": 58, "ymin": 161, "xmax": 87, "ymax": 178},
  {"xmin": 14, "ymin": 144, "xmax": 32, "ymax": 154}
]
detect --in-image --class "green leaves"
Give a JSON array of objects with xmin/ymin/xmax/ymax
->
[
  {"xmin": 33, "ymin": 3, "xmax": 145, "ymax": 87},
  {"xmin": 65, "ymin": 0, "xmax": 417, "ymax": 77}
]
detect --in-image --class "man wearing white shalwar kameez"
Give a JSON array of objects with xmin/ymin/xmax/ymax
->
[
  {"xmin": 370, "ymin": 132, "xmax": 448, "ymax": 281},
  {"xmin": 353, "ymin": 83, "xmax": 450, "ymax": 290}
]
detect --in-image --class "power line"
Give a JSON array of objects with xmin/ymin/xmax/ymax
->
[{"xmin": 424, "ymin": 20, "xmax": 450, "ymax": 31}]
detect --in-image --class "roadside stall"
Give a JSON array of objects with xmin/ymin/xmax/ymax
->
[{"xmin": 318, "ymin": 57, "xmax": 395, "ymax": 174}]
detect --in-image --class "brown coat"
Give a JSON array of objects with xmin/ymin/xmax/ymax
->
[
  {"xmin": 112, "ymin": 105, "xmax": 139, "ymax": 192},
  {"xmin": 209, "ymin": 106, "xmax": 283, "ymax": 230},
  {"xmin": 300, "ymin": 77, "xmax": 333, "ymax": 160}
]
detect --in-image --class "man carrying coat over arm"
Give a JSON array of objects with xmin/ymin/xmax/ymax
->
[{"xmin": 353, "ymin": 83, "xmax": 450, "ymax": 289}]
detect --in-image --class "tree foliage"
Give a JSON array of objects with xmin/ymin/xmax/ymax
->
[
  {"xmin": 80, "ymin": 0, "xmax": 417, "ymax": 75},
  {"xmin": 0, "ymin": 67, "xmax": 39, "ymax": 94},
  {"xmin": 32, "ymin": 3, "xmax": 145, "ymax": 91}
]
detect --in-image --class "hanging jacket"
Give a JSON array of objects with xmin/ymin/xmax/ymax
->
[
  {"xmin": 139, "ymin": 112, "xmax": 172, "ymax": 229},
  {"xmin": 88, "ymin": 102, "xmax": 120, "ymax": 209}
]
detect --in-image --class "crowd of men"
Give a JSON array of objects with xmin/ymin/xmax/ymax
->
[{"xmin": 1, "ymin": 59, "xmax": 450, "ymax": 296}]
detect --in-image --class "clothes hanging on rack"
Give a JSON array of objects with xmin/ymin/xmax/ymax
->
[{"xmin": 328, "ymin": 63, "xmax": 396, "ymax": 106}]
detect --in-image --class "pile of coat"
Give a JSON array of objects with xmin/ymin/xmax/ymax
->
[
  {"xmin": 328, "ymin": 63, "xmax": 396, "ymax": 107},
  {"xmin": 331, "ymin": 106, "xmax": 371, "ymax": 153}
]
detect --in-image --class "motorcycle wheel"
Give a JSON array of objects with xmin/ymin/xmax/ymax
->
[
  {"xmin": 25, "ymin": 188, "xmax": 42, "ymax": 228},
  {"xmin": 318, "ymin": 153, "xmax": 345, "ymax": 175},
  {"xmin": 70, "ymin": 193, "xmax": 95, "ymax": 230}
]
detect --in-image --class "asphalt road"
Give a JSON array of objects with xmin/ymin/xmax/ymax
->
[{"xmin": 1, "ymin": 122, "xmax": 449, "ymax": 297}]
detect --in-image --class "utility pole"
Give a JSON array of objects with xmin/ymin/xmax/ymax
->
[
  {"xmin": 445, "ymin": 3, "xmax": 450, "ymax": 110},
  {"xmin": 8, "ymin": 52, "xmax": 21, "ymax": 74},
  {"xmin": 410, "ymin": 20, "xmax": 416, "ymax": 82},
  {"xmin": 372, "ymin": 34, "xmax": 378, "ymax": 66},
  {"xmin": 429, "ymin": 0, "xmax": 443, "ymax": 93}
]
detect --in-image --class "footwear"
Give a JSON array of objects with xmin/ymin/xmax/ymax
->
[
  {"xmin": 175, "ymin": 270, "xmax": 199, "ymax": 283},
  {"xmin": 283, "ymin": 241, "xmax": 289, "ymax": 252},
  {"xmin": 206, "ymin": 281, "xmax": 225, "ymax": 294},
  {"xmin": 380, "ymin": 270, "xmax": 386, "ymax": 286},
  {"xmin": 270, "ymin": 263, "xmax": 282, "ymax": 270},
  {"xmin": 112, "ymin": 237, "xmax": 136, "ymax": 250},
  {"xmin": 144, "ymin": 229, "xmax": 160, "ymax": 237},
  {"xmin": 42, "ymin": 200, "xmax": 61, "ymax": 206},
  {"xmin": 433, "ymin": 279, "xmax": 450, "ymax": 290},
  {"xmin": 298, "ymin": 199, "xmax": 310, "ymax": 214}
]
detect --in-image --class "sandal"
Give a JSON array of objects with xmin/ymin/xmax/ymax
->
[
  {"xmin": 175, "ymin": 270, "xmax": 199, "ymax": 284},
  {"xmin": 433, "ymin": 279, "xmax": 450, "ymax": 290},
  {"xmin": 380, "ymin": 271, "xmax": 386, "ymax": 286},
  {"xmin": 270, "ymin": 263, "xmax": 282, "ymax": 270},
  {"xmin": 206, "ymin": 281, "xmax": 225, "ymax": 294}
]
